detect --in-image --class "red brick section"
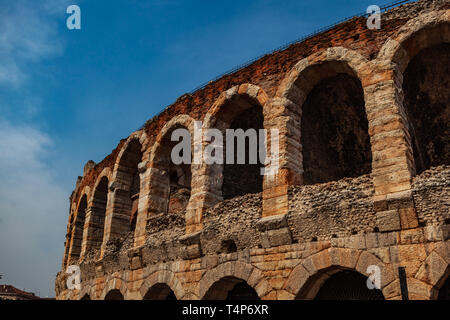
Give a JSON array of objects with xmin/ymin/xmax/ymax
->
[{"xmin": 73, "ymin": 18, "xmax": 406, "ymax": 207}]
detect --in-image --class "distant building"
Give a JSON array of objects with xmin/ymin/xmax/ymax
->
[{"xmin": 0, "ymin": 284, "xmax": 40, "ymax": 300}]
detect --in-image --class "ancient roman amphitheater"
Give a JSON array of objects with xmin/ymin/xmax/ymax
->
[{"xmin": 55, "ymin": 0, "xmax": 450, "ymax": 300}]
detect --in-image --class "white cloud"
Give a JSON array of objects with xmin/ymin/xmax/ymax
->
[
  {"xmin": 0, "ymin": 118, "xmax": 68, "ymax": 297},
  {"xmin": 0, "ymin": 0, "xmax": 70, "ymax": 87}
]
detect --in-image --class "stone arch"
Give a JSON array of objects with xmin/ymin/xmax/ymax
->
[
  {"xmin": 377, "ymin": 10, "xmax": 450, "ymax": 74},
  {"xmin": 113, "ymin": 131, "xmax": 150, "ymax": 174},
  {"xmin": 199, "ymin": 261, "xmax": 271, "ymax": 300},
  {"xmin": 284, "ymin": 248, "xmax": 396, "ymax": 300},
  {"xmin": 203, "ymin": 84, "xmax": 269, "ymax": 130},
  {"xmin": 204, "ymin": 84, "xmax": 268, "ymax": 198},
  {"xmin": 275, "ymin": 47, "xmax": 371, "ymax": 185},
  {"xmin": 414, "ymin": 243, "xmax": 449, "ymax": 300},
  {"xmin": 132, "ymin": 115, "xmax": 196, "ymax": 243},
  {"xmin": 139, "ymin": 270, "xmax": 185, "ymax": 300},
  {"xmin": 105, "ymin": 132, "xmax": 148, "ymax": 245},
  {"xmin": 62, "ymin": 202, "xmax": 77, "ymax": 269},
  {"xmin": 100, "ymin": 277, "xmax": 128, "ymax": 300},
  {"xmin": 81, "ymin": 168, "xmax": 112, "ymax": 259},
  {"xmin": 89, "ymin": 167, "xmax": 113, "ymax": 204},
  {"xmin": 187, "ymin": 84, "xmax": 268, "ymax": 233},
  {"xmin": 276, "ymin": 47, "xmax": 368, "ymax": 103},
  {"xmin": 377, "ymin": 10, "xmax": 450, "ymax": 176},
  {"xmin": 147, "ymin": 115, "xmax": 195, "ymax": 217},
  {"xmin": 68, "ymin": 189, "xmax": 90, "ymax": 264}
]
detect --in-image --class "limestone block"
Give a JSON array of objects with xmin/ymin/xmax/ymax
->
[
  {"xmin": 415, "ymin": 251, "xmax": 448, "ymax": 286},
  {"xmin": 256, "ymin": 214, "xmax": 289, "ymax": 232},
  {"xmin": 260, "ymin": 228, "xmax": 293, "ymax": 248},
  {"xmin": 376, "ymin": 210, "xmax": 401, "ymax": 232}
]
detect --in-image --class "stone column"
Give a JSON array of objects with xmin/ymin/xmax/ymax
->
[
  {"xmin": 133, "ymin": 161, "xmax": 150, "ymax": 247},
  {"xmin": 362, "ymin": 61, "xmax": 418, "ymax": 232}
]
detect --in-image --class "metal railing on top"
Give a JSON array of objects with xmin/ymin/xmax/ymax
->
[{"xmin": 140, "ymin": 0, "xmax": 417, "ymax": 130}]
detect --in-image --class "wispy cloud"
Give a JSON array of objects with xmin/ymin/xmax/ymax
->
[
  {"xmin": 0, "ymin": 117, "xmax": 67, "ymax": 298},
  {"xmin": 0, "ymin": 0, "xmax": 70, "ymax": 87},
  {"xmin": 0, "ymin": 0, "xmax": 73, "ymax": 297}
]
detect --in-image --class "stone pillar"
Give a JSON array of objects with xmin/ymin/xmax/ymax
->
[
  {"xmin": 101, "ymin": 182, "xmax": 131, "ymax": 257},
  {"xmin": 362, "ymin": 62, "xmax": 418, "ymax": 232},
  {"xmin": 80, "ymin": 206, "xmax": 94, "ymax": 260},
  {"xmin": 186, "ymin": 162, "xmax": 222, "ymax": 234},
  {"xmin": 259, "ymin": 96, "xmax": 301, "ymax": 247},
  {"xmin": 133, "ymin": 161, "xmax": 150, "ymax": 247}
]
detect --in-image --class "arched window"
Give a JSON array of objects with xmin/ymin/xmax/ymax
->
[
  {"xmin": 403, "ymin": 43, "xmax": 450, "ymax": 174},
  {"xmin": 222, "ymin": 105, "xmax": 264, "ymax": 199},
  {"xmin": 150, "ymin": 124, "xmax": 192, "ymax": 216},
  {"xmin": 86, "ymin": 176, "xmax": 108, "ymax": 254},
  {"xmin": 299, "ymin": 64, "xmax": 371, "ymax": 185},
  {"xmin": 69, "ymin": 194, "xmax": 87, "ymax": 263},
  {"xmin": 114, "ymin": 139, "xmax": 143, "ymax": 234}
]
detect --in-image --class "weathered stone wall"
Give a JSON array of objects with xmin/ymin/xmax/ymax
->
[
  {"xmin": 288, "ymin": 174, "xmax": 376, "ymax": 242},
  {"xmin": 57, "ymin": 0, "xmax": 450, "ymax": 300},
  {"xmin": 413, "ymin": 165, "xmax": 450, "ymax": 225}
]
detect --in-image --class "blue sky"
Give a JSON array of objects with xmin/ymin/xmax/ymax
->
[{"xmin": 0, "ymin": 0, "xmax": 397, "ymax": 297}]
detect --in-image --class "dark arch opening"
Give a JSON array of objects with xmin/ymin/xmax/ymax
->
[
  {"xmin": 63, "ymin": 211, "xmax": 75, "ymax": 268},
  {"xmin": 301, "ymin": 73, "xmax": 371, "ymax": 185},
  {"xmin": 203, "ymin": 276, "xmax": 260, "ymax": 300},
  {"xmin": 152, "ymin": 125, "xmax": 192, "ymax": 216},
  {"xmin": 70, "ymin": 194, "xmax": 87, "ymax": 263},
  {"xmin": 143, "ymin": 283, "xmax": 177, "ymax": 300},
  {"xmin": 310, "ymin": 270, "xmax": 384, "ymax": 300},
  {"xmin": 222, "ymin": 105, "xmax": 264, "ymax": 199},
  {"xmin": 117, "ymin": 139, "xmax": 143, "ymax": 232},
  {"xmin": 403, "ymin": 43, "xmax": 450, "ymax": 175},
  {"xmin": 438, "ymin": 275, "xmax": 450, "ymax": 300},
  {"xmin": 88, "ymin": 176, "xmax": 108, "ymax": 255},
  {"xmin": 80, "ymin": 294, "xmax": 91, "ymax": 300},
  {"xmin": 104, "ymin": 289, "xmax": 124, "ymax": 300}
]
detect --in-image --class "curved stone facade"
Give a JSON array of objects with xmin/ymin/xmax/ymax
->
[{"xmin": 56, "ymin": 0, "xmax": 450, "ymax": 300}]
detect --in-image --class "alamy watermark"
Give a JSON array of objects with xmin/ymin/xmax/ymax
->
[
  {"xmin": 366, "ymin": 265, "xmax": 381, "ymax": 290},
  {"xmin": 66, "ymin": 5, "xmax": 81, "ymax": 30},
  {"xmin": 169, "ymin": 121, "xmax": 279, "ymax": 176},
  {"xmin": 367, "ymin": 5, "xmax": 381, "ymax": 30},
  {"xmin": 66, "ymin": 265, "xmax": 81, "ymax": 290}
]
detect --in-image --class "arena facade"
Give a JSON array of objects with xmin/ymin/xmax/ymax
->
[{"xmin": 56, "ymin": 0, "xmax": 450, "ymax": 300}]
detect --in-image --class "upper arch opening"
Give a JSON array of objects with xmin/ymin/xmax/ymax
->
[
  {"xmin": 69, "ymin": 194, "xmax": 87, "ymax": 263},
  {"xmin": 116, "ymin": 139, "xmax": 143, "ymax": 232},
  {"xmin": 403, "ymin": 42, "xmax": 450, "ymax": 175},
  {"xmin": 150, "ymin": 123, "xmax": 192, "ymax": 216},
  {"xmin": 295, "ymin": 61, "xmax": 372, "ymax": 185}
]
